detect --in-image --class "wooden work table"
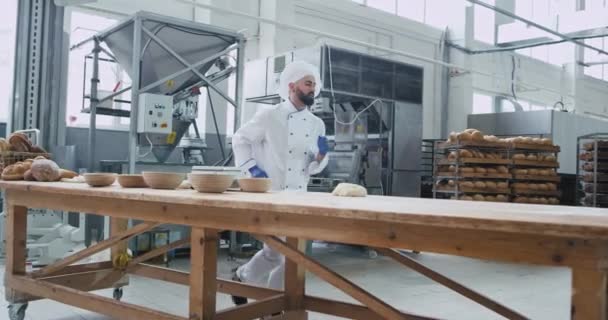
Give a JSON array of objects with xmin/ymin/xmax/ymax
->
[{"xmin": 2, "ymin": 181, "xmax": 608, "ymax": 319}]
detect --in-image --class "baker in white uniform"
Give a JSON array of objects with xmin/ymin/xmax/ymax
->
[{"xmin": 230, "ymin": 61, "xmax": 329, "ymax": 305}]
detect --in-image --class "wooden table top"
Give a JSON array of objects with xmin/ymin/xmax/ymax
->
[{"xmin": 2, "ymin": 181, "xmax": 608, "ymax": 239}]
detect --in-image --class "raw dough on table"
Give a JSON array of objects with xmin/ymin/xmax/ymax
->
[{"xmin": 332, "ymin": 183, "xmax": 367, "ymax": 197}]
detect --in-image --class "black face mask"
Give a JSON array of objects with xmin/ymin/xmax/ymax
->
[{"xmin": 296, "ymin": 88, "xmax": 315, "ymax": 107}]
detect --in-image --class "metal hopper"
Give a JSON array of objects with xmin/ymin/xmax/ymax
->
[{"xmin": 74, "ymin": 12, "xmax": 246, "ymax": 171}]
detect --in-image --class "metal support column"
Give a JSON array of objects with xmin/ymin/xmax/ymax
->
[
  {"xmin": 128, "ymin": 17, "xmax": 143, "ymax": 174},
  {"xmin": 88, "ymin": 40, "xmax": 101, "ymax": 172},
  {"xmin": 234, "ymin": 39, "xmax": 246, "ymax": 130}
]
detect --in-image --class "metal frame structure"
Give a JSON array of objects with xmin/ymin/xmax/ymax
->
[{"xmin": 72, "ymin": 11, "xmax": 246, "ymax": 173}]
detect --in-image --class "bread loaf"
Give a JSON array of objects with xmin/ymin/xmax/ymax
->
[
  {"xmin": 537, "ymin": 184, "xmax": 549, "ymax": 191},
  {"xmin": 8, "ymin": 133, "xmax": 32, "ymax": 152},
  {"xmin": 460, "ymin": 167, "xmax": 475, "ymax": 173},
  {"xmin": 538, "ymin": 197, "xmax": 549, "ymax": 204},
  {"xmin": 463, "ymin": 129, "xmax": 478, "ymax": 134},
  {"xmin": 513, "ymin": 169, "xmax": 528, "ymax": 175},
  {"xmin": 460, "ymin": 149, "xmax": 473, "ymax": 158},
  {"xmin": 462, "ymin": 196, "xmax": 474, "ymax": 201},
  {"xmin": 541, "ymin": 138, "xmax": 552, "ymax": 145},
  {"xmin": 31, "ymin": 159, "xmax": 61, "ymax": 182},
  {"xmin": 528, "ymin": 169, "xmax": 540, "ymax": 176},
  {"xmin": 514, "ymin": 196, "xmax": 528, "ymax": 203},
  {"xmin": 496, "ymin": 194, "xmax": 508, "ymax": 202},
  {"xmin": 485, "ymin": 181, "xmax": 497, "ymax": 189},
  {"xmin": 486, "ymin": 168, "xmax": 498, "ymax": 174},
  {"xmin": 473, "ymin": 194, "xmax": 485, "ymax": 201},
  {"xmin": 545, "ymin": 155, "xmax": 556, "ymax": 162},
  {"xmin": 497, "ymin": 182, "xmax": 508, "ymax": 189},
  {"xmin": 485, "ymin": 195, "xmax": 496, "ymax": 202},
  {"xmin": 526, "ymin": 154, "xmax": 538, "ymax": 161},
  {"xmin": 458, "ymin": 132, "xmax": 472, "ymax": 141},
  {"xmin": 460, "ymin": 181, "xmax": 474, "ymax": 188},
  {"xmin": 0, "ymin": 138, "xmax": 9, "ymax": 152},
  {"xmin": 548, "ymin": 197, "xmax": 559, "ymax": 205},
  {"xmin": 59, "ymin": 169, "xmax": 78, "ymax": 179},
  {"xmin": 497, "ymin": 166, "xmax": 509, "ymax": 174},
  {"xmin": 532, "ymin": 138, "xmax": 543, "ymax": 145},
  {"xmin": 24, "ymin": 170, "xmax": 34, "ymax": 181},
  {"xmin": 546, "ymin": 183, "xmax": 557, "ymax": 191},
  {"xmin": 528, "ymin": 184, "xmax": 539, "ymax": 190},
  {"xmin": 513, "ymin": 154, "xmax": 526, "ymax": 160}
]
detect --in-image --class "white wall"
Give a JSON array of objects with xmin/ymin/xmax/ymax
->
[{"xmin": 74, "ymin": 0, "xmax": 608, "ymax": 140}]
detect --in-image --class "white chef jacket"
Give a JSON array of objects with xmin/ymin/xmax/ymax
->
[{"xmin": 232, "ymin": 99, "xmax": 329, "ymax": 191}]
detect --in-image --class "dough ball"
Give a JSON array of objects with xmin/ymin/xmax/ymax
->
[{"xmin": 332, "ymin": 183, "xmax": 367, "ymax": 197}]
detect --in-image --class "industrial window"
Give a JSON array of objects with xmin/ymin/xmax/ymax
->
[
  {"xmin": 65, "ymin": 10, "xmax": 120, "ymax": 129},
  {"xmin": 474, "ymin": 0, "xmax": 496, "ymax": 44},
  {"xmin": 0, "ymin": 0, "xmax": 18, "ymax": 124},
  {"xmin": 472, "ymin": 93, "xmax": 494, "ymax": 114}
]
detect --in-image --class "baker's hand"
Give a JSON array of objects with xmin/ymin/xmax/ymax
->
[
  {"xmin": 248, "ymin": 165, "xmax": 269, "ymax": 178},
  {"xmin": 317, "ymin": 136, "xmax": 329, "ymax": 156}
]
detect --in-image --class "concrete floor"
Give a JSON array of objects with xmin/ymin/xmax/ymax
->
[{"xmin": 0, "ymin": 243, "xmax": 570, "ymax": 320}]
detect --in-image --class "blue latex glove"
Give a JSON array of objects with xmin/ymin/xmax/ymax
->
[
  {"xmin": 248, "ymin": 165, "xmax": 269, "ymax": 178},
  {"xmin": 317, "ymin": 136, "xmax": 329, "ymax": 156}
]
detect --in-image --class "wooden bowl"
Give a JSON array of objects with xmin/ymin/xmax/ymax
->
[
  {"xmin": 142, "ymin": 172, "xmax": 184, "ymax": 189},
  {"xmin": 238, "ymin": 178, "xmax": 272, "ymax": 193},
  {"xmin": 84, "ymin": 173, "xmax": 117, "ymax": 187},
  {"xmin": 188, "ymin": 173, "xmax": 235, "ymax": 193},
  {"xmin": 117, "ymin": 174, "xmax": 148, "ymax": 188}
]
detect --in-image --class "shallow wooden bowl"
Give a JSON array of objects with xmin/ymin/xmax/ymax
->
[
  {"xmin": 84, "ymin": 173, "xmax": 117, "ymax": 187},
  {"xmin": 117, "ymin": 174, "xmax": 148, "ymax": 188},
  {"xmin": 142, "ymin": 172, "xmax": 184, "ymax": 189},
  {"xmin": 188, "ymin": 173, "xmax": 235, "ymax": 193},
  {"xmin": 237, "ymin": 178, "xmax": 272, "ymax": 193}
]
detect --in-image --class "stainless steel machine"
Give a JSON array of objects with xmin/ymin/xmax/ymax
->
[
  {"xmin": 72, "ymin": 11, "xmax": 246, "ymax": 172},
  {"xmin": 246, "ymin": 45, "xmax": 424, "ymax": 196}
]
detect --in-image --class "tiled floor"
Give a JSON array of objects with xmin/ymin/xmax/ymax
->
[{"xmin": 0, "ymin": 244, "xmax": 570, "ymax": 320}]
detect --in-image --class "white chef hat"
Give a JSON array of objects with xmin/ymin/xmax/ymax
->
[{"xmin": 278, "ymin": 61, "xmax": 321, "ymax": 101}]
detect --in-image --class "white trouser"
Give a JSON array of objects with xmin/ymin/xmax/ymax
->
[{"xmin": 237, "ymin": 242, "xmax": 285, "ymax": 290}]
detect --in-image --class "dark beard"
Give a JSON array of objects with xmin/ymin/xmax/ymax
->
[{"xmin": 297, "ymin": 89, "xmax": 315, "ymax": 107}]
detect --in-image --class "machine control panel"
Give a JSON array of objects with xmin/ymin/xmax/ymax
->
[{"xmin": 137, "ymin": 93, "xmax": 173, "ymax": 134}]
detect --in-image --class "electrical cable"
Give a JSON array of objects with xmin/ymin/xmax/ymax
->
[
  {"xmin": 511, "ymin": 55, "xmax": 518, "ymax": 101},
  {"xmin": 138, "ymin": 134, "xmax": 154, "ymax": 158}
]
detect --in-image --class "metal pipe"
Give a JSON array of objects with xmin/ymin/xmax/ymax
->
[
  {"xmin": 138, "ymin": 43, "xmax": 239, "ymax": 93},
  {"xmin": 207, "ymin": 89, "xmax": 227, "ymax": 161},
  {"xmin": 98, "ymin": 46, "xmax": 117, "ymax": 62},
  {"xmin": 234, "ymin": 38, "xmax": 246, "ymax": 129},
  {"xmin": 128, "ymin": 16, "xmax": 143, "ymax": 174},
  {"xmin": 141, "ymin": 26, "xmax": 240, "ymax": 108},
  {"xmin": 88, "ymin": 39, "xmax": 101, "ymax": 172},
  {"xmin": 97, "ymin": 86, "xmax": 131, "ymax": 104},
  {"xmin": 466, "ymin": 0, "xmax": 608, "ymax": 56},
  {"xmin": 449, "ymin": 33, "xmax": 608, "ymax": 54}
]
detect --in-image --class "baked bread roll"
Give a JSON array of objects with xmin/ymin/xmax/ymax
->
[
  {"xmin": 475, "ymin": 167, "xmax": 487, "ymax": 174},
  {"xmin": 513, "ymin": 169, "xmax": 528, "ymax": 175},
  {"xmin": 528, "ymin": 184, "xmax": 539, "ymax": 190},
  {"xmin": 2, "ymin": 163, "xmax": 27, "ymax": 180},
  {"xmin": 536, "ymin": 155, "xmax": 545, "ymax": 161},
  {"xmin": 513, "ymin": 154, "xmax": 526, "ymax": 160},
  {"xmin": 548, "ymin": 197, "xmax": 559, "ymax": 205},
  {"xmin": 538, "ymin": 197, "xmax": 549, "ymax": 204},
  {"xmin": 545, "ymin": 155, "xmax": 556, "ymax": 162},
  {"xmin": 497, "ymin": 182, "xmax": 508, "ymax": 189},
  {"xmin": 460, "ymin": 167, "xmax": 475, "ymax": 173},
  {"xmin": 8, "ymin": 133, "xmax": 32, "ymax": 152},
  {"xmin": 460, "ymin": 181, "xmax": 474, "ymax": 188},
  {"xmin": 448, "ymin": 151, "xmax": 457, "ymax": 161},
  {"xmin": 514, "ymin": 196, "xmax": 528, "ymax": 203},
  {"xmin": 448, "ymin": 132, "xmax": 458, "ymax": 143},
  {"xmin": 24, "ymin": 170, "xmax": 34, "ymax": 181},
  {"xmin": 474, "ymin": 181, "xmax": 486, "ymax": 189},
  {"xmin": 532, "ymin": 138, "xmax": 543, "ymax": 145},
  {"xmin": 485, "ymin": 195, "xmax": 496, "ymax": 202},
  {"xmin": 528, "ymin": 169, "xmax": 540, "ymax": 176},
  {"xmin": 473, "ymin": 194, "xmax": 485, "ymax": 201},
  {"xmin": 541, "ymin": 138, "xmax": 552, "ymax": 145},
  {"xmin": 485, "ymin": 181, "xmax": 497, "ymax": 189},
  {"xmin": 458, "ymin": 132, "xmax": 472, "ymax": 141},
  {"xmin": 448, "ymin": 165, "xmax": 456, "ymax": 172},
  {"xmin": 471, "ymin": 131, "xmax": 484, "ymax": 142},
  {"xmin": 486, "ymin": 168, "xmax": 498, "ymax": 174},
  {"xmin": 59, "ymin": 169, "xmax": 78, "ymax": 179},
  {"xmin": 546, "ymin": 183, "xmax": 557, "ymax": 191},
  {"xmin": 496, "ymin": 194, "xmax": 508, "ymax": 202},
  {"xmin": 31, "ymin": 159, "xmax": 61, "ymax": 182},
  {"xmin": 462, "ymin": 196, "xmax": 473, "ymax": 201},
  {"xmin": 0, "ymin": 138, "xmax": 9, "ymax": 152},
  {"xmin": 526, "ymin": 154, "xmax": 538, "ymax": 161},
  {"xmin": 484, "ymin": 135, "xmax": 498, "ymax": 142},
  {"xmin": 523, "ymin": 137, "xmax": 533, "ymax": 144},
  {"xmin": 463, "ymin": 129, "xmax": 478, "ymax": 134},
  {"xmin": 460, "ymin": 149, "xmax": 473, "ymax": 158},
  {"xmin": 497, "ymin": 166, "xmax": 509, "ymax": 174}
]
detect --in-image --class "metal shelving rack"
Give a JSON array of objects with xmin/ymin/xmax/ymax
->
[{"xmin": 577, "ymin": 133, "xmax": 608, "ymax": 208}]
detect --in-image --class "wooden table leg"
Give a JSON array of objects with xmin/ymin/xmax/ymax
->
[
  {"xmin": 189, "ymin": 228, "xmax": 217, "ymax": 320},
  {"xmin": 572, "ymin": 268, "xmax": 607, "ymax": 320},
  {"xmin": 110, "ymin": 217, "xmax": 129, "ymax": 262},
  {"xmin": 284, "ymin": 237, "xmax": 307, "ymax": 320},
  {"xmin": 5, "ymin": 205, "xmax": 27, "ymax": 302}
]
